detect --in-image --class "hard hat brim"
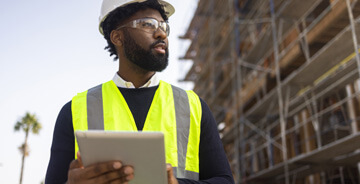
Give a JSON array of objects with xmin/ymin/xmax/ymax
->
[{"xmin": 99, "ymin": 0, "xmax": 175, "ymax": 35}]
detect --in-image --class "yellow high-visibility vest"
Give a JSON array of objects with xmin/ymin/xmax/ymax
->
[{"xmin": 71, "ymin": 80, "xmax": 202, "ymax": 180}]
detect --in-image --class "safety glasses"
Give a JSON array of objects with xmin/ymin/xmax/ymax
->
[{"xmin": 116, "ymin": 18, "xmax": 170, "ymax": 36}]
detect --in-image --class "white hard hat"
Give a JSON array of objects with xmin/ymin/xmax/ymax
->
[{"xmin": 99, "ymin": 0, "xmax": 175, "ymax": 35}]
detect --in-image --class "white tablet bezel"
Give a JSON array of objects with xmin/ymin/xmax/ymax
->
[{"xmin": 75, "ymin": 130, "xmax": 167, "ymax": 184}]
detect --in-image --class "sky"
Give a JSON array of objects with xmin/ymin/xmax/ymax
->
[{"xmin": 0, "ymin": 0, "xmax": 198, "ymax": 183}]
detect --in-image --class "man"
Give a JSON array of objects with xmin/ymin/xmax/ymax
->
[{"xmin": 45, "ymin": 0, "xmax": 234, "ymax": 183}]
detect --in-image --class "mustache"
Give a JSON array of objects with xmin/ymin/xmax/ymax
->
[{"xmin": 150, "ymin": 40, "xmax": 167, "ymax": 48}]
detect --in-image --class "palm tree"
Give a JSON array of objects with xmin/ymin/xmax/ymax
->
[{"xmin": 14, "ymin": 112, "xmax": 42, "ymax": 184}]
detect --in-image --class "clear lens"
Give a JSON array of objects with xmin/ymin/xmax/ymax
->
[
  {"xmin": 137, "ymin": 19, "xmax": 157, "ymax": 30},
  {"xmin": 118, "ymin": 18, "xmax": 170, "ymax": 36},
  {"xmin": 164, "ymin": 24, "xmax": 170, "ymax": 36}
]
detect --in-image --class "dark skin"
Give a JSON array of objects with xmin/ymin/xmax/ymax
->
[
  {"xmin": 67, "ymin": 152, "xmax": 134, "ymax": 184},
  {"xmin": 66, "ymin": 8, "xmax": 178, "ymax": 184}
]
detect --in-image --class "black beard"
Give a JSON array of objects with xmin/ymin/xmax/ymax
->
[{"xmin": 122, "ymin": 30, "xmax": 169, "ymax": 72}]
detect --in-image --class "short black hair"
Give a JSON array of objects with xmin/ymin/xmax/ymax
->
[{"xmin": 101, "ymin": 0, "xmax": 169, "ymax": 61}]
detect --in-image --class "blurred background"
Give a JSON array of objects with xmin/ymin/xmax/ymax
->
[
  {"xmin": 184, "ymin": 0, "xmax": 360, "ymax": 183},
  {"xmin": 2, "ymin": 0, "xmax": 360, "ymax": 184}
]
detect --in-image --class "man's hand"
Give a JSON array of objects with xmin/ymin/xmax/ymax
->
[
  {"xmin": 167, "ymin": 164, "xmax": 179, "ymax": 184},
  {"xmin": 66, "ymin": 152, "xmax": 134, "ymax": 184}
]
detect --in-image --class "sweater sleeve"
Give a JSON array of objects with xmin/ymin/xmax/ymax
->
[
  {"xmin": 45, "ymin": 101, "xmax": 74, "ymax": 184},
  {"xmin": 177, "ymin": 99, "xmax": 235, "ymax": 184}
]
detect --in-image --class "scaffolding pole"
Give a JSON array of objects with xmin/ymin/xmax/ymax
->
[
  {"xmin": 232, "ymin": 0, "xmax": 241, "ymax": 182},
  {"xmin": 346, "ymin": 0, "xmax": 360, "ymax": 182},
  {"xmin": 347, "ymin": 0, "xmax": 360, "ymax": 77},
  {"xmin": 270, "ymin": 0, "xmax": 290, "ymax": 184}
]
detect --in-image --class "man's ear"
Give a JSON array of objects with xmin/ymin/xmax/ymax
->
[{"xmin": 110, "ymin": 30, "xmax": 123, "ymax": 47}]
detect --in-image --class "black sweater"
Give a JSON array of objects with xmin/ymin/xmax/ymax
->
[{"xmin": 45, "ymin": 86, "xmax": 234, "ymax": 184}]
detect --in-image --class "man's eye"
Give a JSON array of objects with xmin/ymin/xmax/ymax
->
[{"xmin": 141, "ymin": 22, "xmax": 153, "ymax": 27}]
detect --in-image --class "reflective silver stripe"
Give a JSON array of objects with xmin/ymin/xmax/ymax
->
[
  {"xmin": 86, "ymin": 84, "xmax": 104, "ymax": 130},
  {"xmin": 172, "ymin": 85, "xmax": 193, "ymax": 179},
  {"xmin": 172, "ymin": 167, "xmax": 199, "ymax": 180}
]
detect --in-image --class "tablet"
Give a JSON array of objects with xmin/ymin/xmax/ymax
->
[{"xmin": 75, "ymin": 130, "xmax": 167, "ymax": 184}]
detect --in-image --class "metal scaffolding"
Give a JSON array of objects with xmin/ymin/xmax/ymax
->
[{"xmin": 181, "ymin": 0, "xmax": 360, "ymax": 183}]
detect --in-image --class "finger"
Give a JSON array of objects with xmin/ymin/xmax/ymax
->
[
  {"xmin": 77, "ymin": 152, "xmax": 84, "ymax": 168},
  {"xmin": 166, "ymin": 164, "xmax": 178, "ymax": 184},
  {"xmin": 166, "ymin": 164, "xmax": 172, "ymax": 172},
  {"xmin": 67, "ymin": 158, "xmax": 85, "ymax": 183},
  {"xmin": 83, "ymin": 161, "xmax": 123, "ymax": 178},
  {"xmin": 68, "ymin": 152, "xmax": 84, "ymax": 170},
  {"xmin": 167, "ymin": 164, "xmax": 173, "ymax": 181},
  {"xmin": 120, "ymin": 166, "xmax": 134, "ymax": 181},
  {"xmin": 107, "ymin": 174, "xmax": 134, "ymax": 184},
  {"xmin": 88, "ymin": 166, "xmax": 134, "ymax": 184},
  {"xmin": 69, "ymin": 159, "xmax": 82, "ymax": 170}
]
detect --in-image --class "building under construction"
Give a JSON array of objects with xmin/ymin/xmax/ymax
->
[{"xmin": 181, "ymin": 0, "xmax": 360, "ymax": 183}]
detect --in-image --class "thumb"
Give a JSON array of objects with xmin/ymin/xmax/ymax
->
[
  {"xmin": 166, "ymin": 164, "xmax": 178, "ymax": 184},
  {"xmin": 69, "ymin": 152, "xmax": 84, "ymax": 170},
  {"xmin": 77, "ymin": 152, "xmax": 84, "ymax": 167},
  {"xmin": 166, "ymin": 164, "xmax": 173, "ymax": 174}
]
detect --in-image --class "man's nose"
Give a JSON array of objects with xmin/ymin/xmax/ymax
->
[{"xmin": 154, "ymin": 27, "xmax": 167, "ymax": 40}]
